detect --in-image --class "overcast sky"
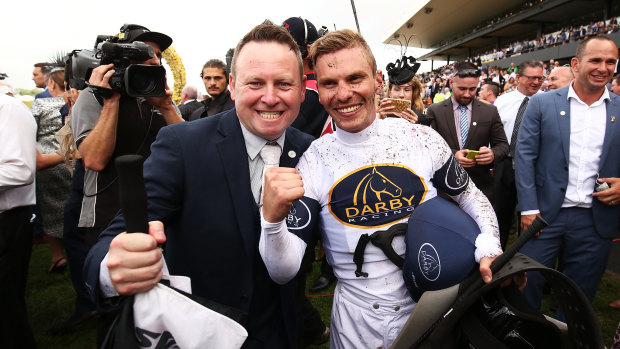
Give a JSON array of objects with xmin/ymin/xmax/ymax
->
[{"xmin": 2, "ymin": 0, "xmax": 443, "ymax": 93}]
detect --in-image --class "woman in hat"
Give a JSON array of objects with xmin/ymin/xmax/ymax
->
[{"xmin": 378, "ymin": 55, "xmax": 432, "ymax": 125}]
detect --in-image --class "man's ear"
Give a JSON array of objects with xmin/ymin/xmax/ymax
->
[
  {"xmin": 570, "ymin": 57, "xmax": 579, "ymax": 74},
  {"xmin": 229, "ymin": 74, "xmax": 236, "ymax": 101},
  {"xmin": 374, "ymin": 70, "xmax": 383, "ymax": 94}
]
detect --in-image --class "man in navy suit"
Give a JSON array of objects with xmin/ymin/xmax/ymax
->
[
  {"xmin": 84, "ymin": 21, "xmax": 314, "ymax": 348},
  {"xmin": 515, "ymin": 35, "xmax": 620, "ymax": 312}
]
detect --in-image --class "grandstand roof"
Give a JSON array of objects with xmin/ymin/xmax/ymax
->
[{"xmin": 384, "ymin": 0, "xmax": 612, "ymax": 61}]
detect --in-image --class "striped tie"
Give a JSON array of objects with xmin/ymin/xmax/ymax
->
[
  {"xmin": 459, "ymin": 105, "xmax": 468, "ymax": 149},
  {"xmin": 509, "ymin": 97, "xmax": 530, "ymax": 157}
]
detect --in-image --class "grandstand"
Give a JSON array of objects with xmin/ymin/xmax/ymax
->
[{"xmin": 384, "ymin": 0, "xmax": 620, "ymax": 70}]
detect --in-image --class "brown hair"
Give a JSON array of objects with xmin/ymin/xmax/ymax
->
[
  {"xmin": 309, "ymin": 29, "xmax": 377, "ymax": 74},
  {"xmin": 49, "ymin": 70, "xmax": 66, "ymax": 91},
  {"xmin": 201, "ymin": 59, "xmax": 227, "ymax": 77},
  {"xmin": 230, "ymin": 20, "xmax": 303, "ymax": 80},
  {"xmin": 517, "ymin": 60, "xmax": 543, "ymax": 75},
  {"xmin": 576, "ymin": 35, "xmax": 616, "ymax": 60}
]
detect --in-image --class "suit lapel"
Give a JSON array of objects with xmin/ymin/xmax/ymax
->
[
  {"xmin": 442, "ymin": 99, "xmax": 460, "ymax": 149},
  {"xmin": 280, "ymin": 129, "xmax": 303, "ymax": 168},
  {"xmin": 555, "ymin": 89, "xmax": 571, "ymax": 164},
  {"xmin": 599, "ymin": 94, "xmax": 619, "ymax": 170},
  {"xmin": 215, "ymin": 111, "xmax": 257, "ymax": 260}
]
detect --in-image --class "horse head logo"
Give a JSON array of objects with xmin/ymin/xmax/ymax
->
[{"xmin": 353, "ymin": 167, "xmax": 402, "ymax": 205}]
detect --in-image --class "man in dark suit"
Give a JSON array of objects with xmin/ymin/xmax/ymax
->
[
  {"xmin": 429, "ymin": 62, "xmax": 509, "ymax": 201},
  {"xmin": 84, "ymin": 22, "xmax": 314, "ymax": 348},
  {"xmin": 516, "ymin": 36, "xmax": 620, "ymax": 313}
]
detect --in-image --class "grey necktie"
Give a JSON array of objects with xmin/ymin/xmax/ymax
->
[
  {"xmin": 256, "ymin": 142, "xmax": 281, "ymax": 205},
  {"xmin": 509, "ymin": 96, "xmax": 530, "ymax": 157}
]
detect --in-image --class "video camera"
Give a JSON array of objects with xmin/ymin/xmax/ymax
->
[{"xmin": 69, "ymin": 27, "xmax": 166, "ymax": 98}]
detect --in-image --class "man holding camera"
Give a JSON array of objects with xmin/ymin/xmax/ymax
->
[
  {"xmin": 72, "ymin": 24, "xmax": 183, "ymax": 247},
  {"xmin": 71, "ymin": 24, "xmax": 182, "ymax": 344}
]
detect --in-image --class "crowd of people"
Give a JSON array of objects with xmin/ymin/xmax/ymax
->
[
  {"xmin": 472, "ymin": 16, "xmax": 620, "ymax": 64},
  {"xmin": 1, "ymin": 15, "xmax": 620, "ymax": 349}
]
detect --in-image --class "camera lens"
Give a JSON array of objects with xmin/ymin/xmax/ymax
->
[{"xmin": 124, "ymin": 65, "xmax": 166, "ymax": 97}]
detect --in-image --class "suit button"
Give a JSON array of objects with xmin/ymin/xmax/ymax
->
[
  {"xmin": 560, "ymin": 188, "xmax": 565, "ymax": 192},
  {"xmin": 241, "ymin": 294, "xmax": 248, "ymax": 301},
  {"xmin": 564, "ymin": 167, "xmax": 568, "ymax": 171},
  {"xmin": 373, "ymin": 303, "xmax": 380, "ymax": 309}
]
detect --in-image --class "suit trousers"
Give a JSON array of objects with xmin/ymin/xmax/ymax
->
[
  {"xmin": 520, "ymin": 207, "xmax": 612, "ymax": 316},
  {"xmin": 0, "ymin": 205, "xmax": 36, "ymax": 349},
  {"xmin": 493, "ymin": 157, "xmax": 519, "ymax": 249}
]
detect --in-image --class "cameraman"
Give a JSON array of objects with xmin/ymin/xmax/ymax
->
[
  {"xmin": 71, "ymin": 24, "xmax": 182, "ymax": 345},
  {"xmin": 71, "ymin": 25, "xmax": 182, "ymax": 248}
]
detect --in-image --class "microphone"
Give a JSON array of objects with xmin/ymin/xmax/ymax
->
[{"xmin": 115, "ymin": 155, "xmax": 149, "ymax": 234}]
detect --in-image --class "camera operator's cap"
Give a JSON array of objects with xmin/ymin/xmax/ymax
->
[
  {"xmin": 118, "ymin": 24, "xmax": 172, "ymax": 51},
  {"xmin": 402, "ymin": 196, "xmax": 479, "ymax": 302},
  {"xmin": 282, "ymin": 17, "xmax": 319, "ymax": 47}
]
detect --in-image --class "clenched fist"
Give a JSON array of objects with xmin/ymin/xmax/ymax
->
[{"xmin": 262, "ymin": 167, "xmax": 305, "ymax": 223}]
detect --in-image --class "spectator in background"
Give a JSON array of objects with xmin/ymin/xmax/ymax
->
[
  {"xmin": 33, "ymin": 62, "xmax": 51, "ymax": 99},
  {"xmin": 428, "ymin": 62, "xmax": 508, "ymax": 201},
  {"xmin": 0, "ymin": 93, "xmax": 37, "ymax": 349},
  {"xmin": 433, "ymin": 86, "xmax": 451, "ymax": 103},
  {"xmin": 189, "ymin": 59, "xmax": 235, "ymax": 120},
  {"xmin": 610, "ymin": 74, "xmax": 620, "ymax": 95},
  {"xmin": 504, "ymin": 76, "xmax": 518, "ymax": 93},
  {"xmin": 378, "ymin": 55, "xmax": 431, "ymax": 125},
  {"xmin": 548, "ymin": 66, "xmax": 574, "ymax": 90},
  {"xmin": 31, "ymin": 65, "xmax": 71, "ymax": 273},
  {"xmin": 494, "ymin": 60, "xmax": 544, "ymax": 249},
  {"xmin": 479, "ymin": 81, "xmax": 500, "ymax": 104},
  {"xmin": 178, "ymin": 85, "xmax": 202, "ymax": 120}
]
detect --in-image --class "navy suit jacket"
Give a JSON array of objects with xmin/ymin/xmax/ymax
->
[
  {"xmin": 515, "ymin": 86, "xmax": 620, "ymax": 238},
  {"xmin": 84, "ymin": 109, "xmax": 314, "ymax": 347}
]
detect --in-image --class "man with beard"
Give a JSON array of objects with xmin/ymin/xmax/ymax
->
[
  {"xmin": 428, "ymin": 62, "xmax": 508, "ymax": 201},
  {"xmin": 189, "ymin": 59, "xmax": 235, "ymax": 120}
]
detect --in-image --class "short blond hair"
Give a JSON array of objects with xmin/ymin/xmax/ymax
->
[{"xmin": 310, "ymin": 29, "xmax": 377, "ymax": 74}]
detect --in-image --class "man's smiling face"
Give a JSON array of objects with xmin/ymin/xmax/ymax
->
[
  {"xmin": 229, "ymin": 41, "xmax": 305, "ymax": 140},
  {"xmin": 315, "ymin": 46, "xmax": 381, "ymax": 133}
]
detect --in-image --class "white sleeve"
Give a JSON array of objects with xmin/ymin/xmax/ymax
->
[
  {"xmin": 99, "ymin": 253, "xmax": 120, "ymax": 298},
  {"xmin": 259, "ymin": 213, "xmax": 307, "ymax": 285},
  {"xmin": 0, "ymin": 100, "xmax": 36, "ymax": 191},
  {"xmin": 425, "ymin": 127, "xmax": 502, "ymax": 261}
]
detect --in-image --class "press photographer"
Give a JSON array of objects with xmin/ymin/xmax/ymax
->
[{"xmin": 69, "ymin": 23, "xmax": 183, "ymax": 345}]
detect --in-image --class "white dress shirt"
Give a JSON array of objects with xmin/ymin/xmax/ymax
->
[
  {"xmin": 0, "ymin": 94, "xmax": 36, "ymax": 212},
  {"xmin": 563, "ymin": 83, "xmax": 608, "ymax": 208},
  {"xmin": 494, "ymin": 89, "xmax": 530, "ymax": 147}
]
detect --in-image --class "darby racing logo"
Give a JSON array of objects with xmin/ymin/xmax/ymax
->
[
  {"xmin": 328, "ymin": 164, "xmax": 428, "ymax": 228},
  {"xmin": 418, "ymin": 243, "xmax": 440, "ymax": 281}
]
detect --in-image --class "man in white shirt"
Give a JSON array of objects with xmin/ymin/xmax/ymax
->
[
  {"xmin": 260, "ymin": 29, "xmax": 502, "ymax": 348},
  {"xmin": 493, "ymin": 60, "xmax": 544, "ymax": 248},
  {"xmin": 0, "ymin": 94, "xmax": 37, "ymax": 348},
  {"xmin": 515, "ymin": 36, "xmax": 620, "ymax": 314}
]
